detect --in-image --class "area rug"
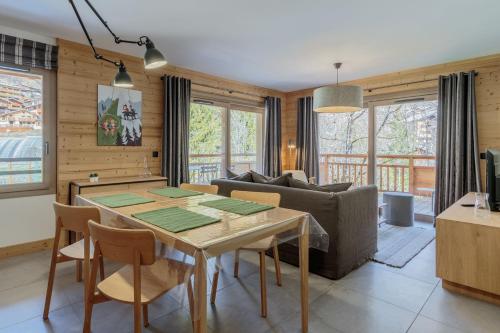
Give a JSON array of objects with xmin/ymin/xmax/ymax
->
[{"xmin": 372, "ymin": 223, "xmax": 435, "ymax": 268}]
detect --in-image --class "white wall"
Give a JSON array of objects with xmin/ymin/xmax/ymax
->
[
  {"xmin": 0, "ymin": 24, "xmax": 56, "ymax": 45},
  {"xmin": 0, "ymin": 25, "xmax": 57, "ymax": 248},
  {"xmin": 0, "ymin": 194, "xmax": 55, "ymax": 247}
]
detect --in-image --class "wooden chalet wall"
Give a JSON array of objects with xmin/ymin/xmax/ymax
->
[{"xmin": 57, "ymin": 39, "xmax": 284, "ymax": 203}]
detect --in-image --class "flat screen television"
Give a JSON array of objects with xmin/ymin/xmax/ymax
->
[{"xmin": 486, "ymin": 149, "xmax": 500, "ymax": 211}]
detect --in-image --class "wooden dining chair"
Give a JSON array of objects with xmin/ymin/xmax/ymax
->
[
  {"xmin": 84, "ymin": 221, "xmax": 195, "ymax": 333},
  {"xmin": 43, "ymin": 202, "xmax": 105, "ymax": 320},
  {"xmin": 210, "ymin": 190, "xmax": 282, "ymax": 318},
  {"xmin": 180, "ymin": 183, "xmax": 219, "ymax": 195}
]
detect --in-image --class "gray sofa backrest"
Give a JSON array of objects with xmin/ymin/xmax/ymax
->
[{"xmin": 212, "ymin": 179, "xmax": 337, "ymax": 217}]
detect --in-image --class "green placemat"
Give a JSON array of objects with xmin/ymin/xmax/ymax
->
[
  {"xmin": 90, "ymin": 193, "xmax": 155, "ymax": 208},
  {"xmin": 148, "ymin": 187, "xmax": 204, "ymax": 198},
  {"xmin": 199, "ymin": 198, "xmax": 274, "ymax": 215},
  {"xmin": 132, "ymin": 207, "xmax": 220, "ymax": 233}
]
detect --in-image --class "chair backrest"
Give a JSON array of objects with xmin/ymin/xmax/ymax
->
[
  {"xmin": 180, "ymin": 183, "xmax": 219, "ymax": 195},
  {"xmin": 283, "ymin": 170, "xmax": 308, "ymax": 183},
  {"xmin": 53, "ymin": 202, "xmax": 100, "ymax": 234},
  {"xmin": 88, "ymin": 221, "xmax": 156, "ymax": 265},
  {"xmin": 231, "ymin": 190, "xmax": 281, "ymax": 207}
]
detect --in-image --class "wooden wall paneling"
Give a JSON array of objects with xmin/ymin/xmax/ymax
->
[{"xmin": 57, "ymin": 39, "xmax": 284, "ymax": 203}]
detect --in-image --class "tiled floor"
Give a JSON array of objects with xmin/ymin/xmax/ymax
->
[{"xmin": 1, "ymin": 240, "xmax": 499, "ymax": 333}]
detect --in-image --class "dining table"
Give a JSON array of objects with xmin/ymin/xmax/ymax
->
[{"xmin": 75, "ymin": 187, "xmax": 311, "ymax": 333}]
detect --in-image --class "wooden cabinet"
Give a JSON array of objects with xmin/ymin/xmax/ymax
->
[
  {"xmin": 436, "ymin": 192, "xmax": 500, "ymax": 305},
  {"xmin": 69, "ymin": 176, "xmax": 167, "ymax": 205}
]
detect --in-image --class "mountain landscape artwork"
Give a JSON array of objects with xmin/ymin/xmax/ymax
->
[{"xmin": 97, "ymin": 84, "xmax": 142, "ymax": 146}]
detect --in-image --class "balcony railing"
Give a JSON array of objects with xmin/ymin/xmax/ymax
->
[
  {"xmin": 0, "ymin": 157, "xmax": 42, "ymax": 184},
  {"xmin": 189, "ymin": 153, "xmax": 256, "ymax": 184},
  {"xmin": 188, "ymin": 153, "xmax": 436, "ymax": 197},
  {"xmin": 320, "ymin": 153, "xmax": 435, "ymax": 197}
]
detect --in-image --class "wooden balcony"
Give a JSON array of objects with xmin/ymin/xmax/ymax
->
[
  {"xmin": 189, "ymin": 152, "xmax": 436, "ymax": 197},
  {"xmin": 188, "ymin": 153, "xmax": 256, "ymax": 184},
  {"xmin": 0, "ymin": 157, "xmax": 42, "ymax": 184},
  {"xmin": 319, "ymin": 153, "xmax": 436, "ymax": 197}
]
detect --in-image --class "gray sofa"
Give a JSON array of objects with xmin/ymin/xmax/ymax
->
[{"xmin": 211, "ymin": 178, "xmax": 378, "ymax": 280}]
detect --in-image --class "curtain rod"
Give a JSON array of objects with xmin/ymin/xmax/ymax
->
[
  {"xmin": 193, "ymin": 97, "xmax": 264, "ymax": 110},
  {"xmin": 160, "ymin": 76, "xmax": 267, "ymax": 99},
  {"xmin": 192, "ymin": 82, "xmax": 265, "ymax": 98},
  {"xmin": 366, "ymin": 71, "xmax": 478, "ymax": 93},
  {"xmin": 159, "ymin": 71, "xmax": 477, "ymax": 96}
]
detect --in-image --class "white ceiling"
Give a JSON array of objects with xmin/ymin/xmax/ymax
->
[{"xmin": 1, "ymin": 0, "xmax": 500, "ymax": 92}]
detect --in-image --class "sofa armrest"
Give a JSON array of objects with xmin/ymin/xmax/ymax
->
[{"xmin": 333, "ymin": 185, "xmax": 378, "ymax": 274}]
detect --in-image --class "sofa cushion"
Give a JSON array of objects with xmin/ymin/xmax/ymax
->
[
  {"xmin": 226, "ymin": 169, "xmax": 253, "ymax": 182},
  {"xmin": 289, "ymin": 178, "xmax": 352, "ymax": 193},
  {"xmin": 250, "ymin": 170, "xmax": 291, "ymax": 187},
  {"xmin": 320, "ymin": 182, "xmax": 353, "ymax": 192},
  {"xmin": 249, "ymin": 170, "xmax": 270, "ymax": 182}
]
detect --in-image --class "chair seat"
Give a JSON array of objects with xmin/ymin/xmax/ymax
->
[
  {"xmin": 241, "ymin": 236, "xmax": 275, "ymax": 251},
  {"xmin": 59, "ymin": 239, "xmax": 95, "ymax": 260},
  {"xmin": 97, "ymin": 258, "xmax": 193, "ymax": 304}
]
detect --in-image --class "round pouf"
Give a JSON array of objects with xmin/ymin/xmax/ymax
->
[{"xmin": 382, "ymin": 192, "xmax": 414, "ymax": 227}]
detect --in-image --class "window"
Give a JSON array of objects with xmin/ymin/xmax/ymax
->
[
  {"xmin": 318, "ymin": 91, "xmax": 437, "ymax": 217},
  {"xmin": 188, "ymin": 100, "xmax": 263, "ymax": 184},
  {"xmin": 229, "ymin": 109, "xmax": 262, "ymax": 174},
  {"xmin": 318, "ymin": 108, "xmax": 369, "ymax": 186},
  {"xmin": 0, "ymin": 67, "xmax": 56, "ymax": 196},
  {"xmin": 189, "ymin": 103, "xmax": 226, "ymax": 183},
  {"xmin": 374, "ymin": 99, "xmax": 437, "ymax": 202}
]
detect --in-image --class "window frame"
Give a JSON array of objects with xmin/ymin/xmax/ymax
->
[
  {"xmin": 366, "ymin": 90, "xmax": 438, "ymax": 184},
  {"xmin": 188, "ymin": 96, "xmax": 264, "ymax": 182},
  {"xmin": 0, "ymin": 66, "xmax": 56, "ymax": 199},
  {"xmin": 318, "ymin": 88, "xmax": 438, "ymax": 186},
  {"xmin": 317, "ymin": 106, "xmax": 370, "ymax": 185},
  {"xmin": 227, "ymin": 105, "xmax": 264, "ymax": 174}
]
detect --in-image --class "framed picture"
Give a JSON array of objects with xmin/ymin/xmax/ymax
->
[{"xmin": 97, "ymin": 84, "xmax": 142, "ymax": 146}]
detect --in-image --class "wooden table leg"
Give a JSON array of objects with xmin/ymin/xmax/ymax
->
[
  {"xmin": 299, "ymin": 218, "xmax": 309, "ymax": 333},
  {"xmin": 193, "ymin": 250, "xmax": 207, "ymax": 333}
]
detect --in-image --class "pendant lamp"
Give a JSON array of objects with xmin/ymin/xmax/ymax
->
[{"xmin": 313, "ymin": 63, "xmax": 363, "ymax": 113}]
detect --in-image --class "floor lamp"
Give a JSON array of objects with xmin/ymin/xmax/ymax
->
[{"xmin": 287, "ymin": 139, "xmax": 296, "ymax": 169}]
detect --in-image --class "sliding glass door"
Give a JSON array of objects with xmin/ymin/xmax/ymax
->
[
  {"xmin": 318, "ymin": 108, "xmax": 369, "ymax": 186},
  {"xmin": 189, "ymin": 101, "xmax": 263, "ymax": 184},
  {"xmin": 374, "ymin": 98, "xmax": 438, "ymax": 216},
  {"xmin": 229, "ymin": 109, "xmax": 263, "ymax": 174},
  {"xmin": 318, "ymin": 91, "xmax": 437, "ymax": 217},
  {"xmin": 188, "ymin": 103, "xmax": 226, "ymax": 183}
]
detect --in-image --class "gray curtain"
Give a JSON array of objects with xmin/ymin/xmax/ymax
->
[
  {"xmin": 296, "ymin": 97, "xmax": 320, "ymax": 179},
  {"xmin": 434, "ymin": 71, "xmax": 481, "ymax": 215},
  {"xmin": 162, "ymin": 75, "xmax": 191, "ymax": 187},
  {"xmin": 263, "ymin": 96, "xmax": 282, "ymax": 177}
]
